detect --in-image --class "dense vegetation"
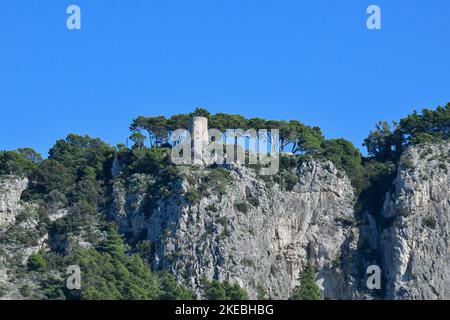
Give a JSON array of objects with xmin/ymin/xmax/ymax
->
[
  {"xmin": 200, "ymin": 276, "xmax": 249, "ymax": 300},
  {"xmin": 359, "ymin": 103, "xmax": 449, "ymax": 213},
  {"xmin": 364, "ymin": 104, "xmax": 450, "ymax": 162},
  {"xmin": 28, "ymin": 229, "xmax": 196, "ymax": 300},
  {"xmin": 1, "ymin": 103, "xmax": 448, "ymax": 300},
  {"xmin": 1, "ymin": 133, "xmax": 248, "ymax": 300},
  {"xmin": 0, "ymin": 148, "xmax": 42, "ymax": 177},
  {"xmin": 129, "ymin": 107, "xmax": 325, "ymax": 154}
]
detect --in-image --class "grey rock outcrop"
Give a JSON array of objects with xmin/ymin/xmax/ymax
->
[
  {"xmin": 0, "ymin": 177, "xmax": 51, "ymax": 299},
  {"xmin": 112, "ymin": 144, "xmax": 450, "ymax": 300},
  {"xmin": 0, "ymin": 176, "xmax": 28, "ymax": 228},
  {"xmin": 112, "ymin": 160, "xmax": 359, "ymax": 299},
  {"xmin": 381, "ymin": 143, "xmax": 450, "ymax": 299}
]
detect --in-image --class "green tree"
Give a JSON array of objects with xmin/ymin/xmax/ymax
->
[
  {"xmin": 202, "ymin": 278, "xmax": 227, "ymax": 300},
  {"xmin": 246, "ymin": 118, "xmax": 267, "ymax": 132},
  {"xmin": 71, "ymin": 166, "xmax": 100, "ymax": 205},
  {"xmin": 357, "ymin": 159, "xmax": 396, "ymax": 213},
  {"xmin": 363, "ymin": 121, "xmax": 398, "ymax": 161},
  {"xmin": 29, "ymin": 159, "xmax": 75, "ymax": 195},
  {"xmin": 63, "ymin": 230, "xmax": 162, "ymax": 300},
  {"xmin": 290, "ymin": 121, "xmax": 324, "ymax": 154},
  {"xmin": 48, "ymin": 134, "xmax": 114, "ymax": 180},
  {"xmin": 129, "ymin": 132, "xmax": 146, "ymax": 149},
  {"xmin": 364, "ymin": 103, "xmax": 450, "ymax": 160},
  {"xmin": 130, "ymin": 116, "xmax": 169, "ymax": 147},
  {"xmin": 191, "ymin": 107, "xmax": 211, "ymax": 118},
  {"xmin": 102, "ymin": 229, "xmax": 126, "ymax": 258},
  {"xmin": 27, "ymin": 252, "xmax": 47, "ymax": 271},
  {"xmin": 256, "ymin": 283, "xmax": 269, "ymax": 300},
  {"xmin": 290, "ymin": 262, "xmax": 322, "ymax": 300},
  {"xmin": 167, "ymin": 114, "xmax": 190, "ymax": 131},
  {"xmin": 210, "ymin": 113, "xmax": 247, "ymax": 144},
  {"xmin": 320, "ymin": 139, "xmax": 363, "ymax": 193},
  {"xmin": 0, "ymin": 149, "xmax": 41, "ymax": 177},
  {"xmin": 17, "ymin": 148, "xmax": 43, "ymax": 164},
  {"xmin": 157, "ymin": 272, "xmax": 196, "ymax": 300},
  {"xmin": 399, "ymin": 104, "xmax": 450, "ymax": 144},
  {"xmin": 200, "ymin": 276, "xmax": 248, "ymax": 300},
  {"xmin": 222, "ymin": 281, "xmax": 249, "ymax": 300}
]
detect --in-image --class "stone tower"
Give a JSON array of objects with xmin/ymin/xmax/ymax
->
[{"xmin": 188, "ymin": 116, "xmax": 209, "ymax": 163}]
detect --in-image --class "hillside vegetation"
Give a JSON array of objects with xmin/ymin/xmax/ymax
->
[{"xmin": 0, "ymin": 103, "xmax": 448, "ymax": 300}]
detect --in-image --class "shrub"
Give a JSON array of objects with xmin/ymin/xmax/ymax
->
[
  {"xmin": 256, "ymin": 283, "xmax": 268, "ymax": 300},
  {"xmin": 205, "ymin": 204, "xmax": 218, "ymax": 213},
  {"xmin": 356, "ymin": 160, "xmax": 397, "ymax": 213},
  {"xmin": 27, "ymin": 252, "xmax": 47, "ymax": 271},
  {"xmin": 15, "ymin": 211, "xmax": 31, "ymax": 224},
  {"xmin": 334, "ymin": 216, "xmax": 356, "ymax": 227},
  {"xmin": 157, "ymin": 272, "xmax": 196, "ymax": 300},
  {"xmin": 283, "ymin": 172, "xmax": 299, "ymax": 191},
  {"xmin": 204, "ymin": 168, "xmax": 232, "ymax": 195},
  {"xmin": 28, "ymin": 159, "xmax": 75, "ymax": 195},
  {"xmin": 234, "ymin": 202, "xmax": 248, "ymax": 214},
  {"xmin": 200, "ymin": 276, "xmax": 248, "ymax": 300},
  {"xmin": 185, "ymin": 188, "xmax": 201, "ymax": 205},
  {"xmin": 207, "ymin": 168, "xmax": 231, "ymax": 184},
  {"xmin": 248, "ymin": 197, "xmax": 259, "ymax": 207},
  {"xmin": 397, "ymin": 206, "xmax": 412, "ymax": 217},
  {"xmin": 400, "ymin": 154, "xmax": 415, "ymax": 170},
  {"xmin": 216, "ymin": 227, "xmax": 231, "ymax": 241},
  {"xmin": 279, "ymin": 154, "xmax": 298, "ymax": 171},
  {"xmin": 19, "ymin": 285, "xmax": 33, "ymax": 298},
  {"xmin": 422, "ymin": 216, "xmax": 437, "ymax": 230},
  {"xmin": 319, "ymin": 138, "xmax": 363, "ymax": 192}
]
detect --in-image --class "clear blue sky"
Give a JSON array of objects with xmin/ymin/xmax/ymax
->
[{"xmin": 1, "ymin": 0, "xmax": 449, "ymax": 156}]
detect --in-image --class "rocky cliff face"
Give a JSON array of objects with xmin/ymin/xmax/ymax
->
[
  {"xmin": 381, "ymin": 143, "xmax": 450, "ymax": 300},
  {"xmin": 1, "ymin": 143, "xmax": 448, "ymax": 300},
  {"xmin": 111, "ymin": 144, "xmax": 450, "ymax": 300},
  {"xmin": 112, "ymin": 160, "xmax": 359, "ymax": 299},
  {"xmin": 0, "ymin": 176, "xmax": 46, "ymax": 299},
  {"xmin": 0, "ymin": 176, "xmax": 28, "ymax": 228}
]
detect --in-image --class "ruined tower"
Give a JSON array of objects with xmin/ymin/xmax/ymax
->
[{"xmin": 188, "ymin": 116, "xmax": 209, "ymax": 163}]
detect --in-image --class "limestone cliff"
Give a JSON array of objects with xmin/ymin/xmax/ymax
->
[
  {"xmin": 0, "ymin": 176, "xmax": 28, "ymax": 228},
  {"xmin": 111, "ymin": 144, "xmax": 450, "ymax": 300},
  {"xmin": 0, "ymin": 176, "xmax": 47, "ymax": 299},
  {"xmin": 112, "ymin": 160, "xmax": 359, "ymax": 299}
]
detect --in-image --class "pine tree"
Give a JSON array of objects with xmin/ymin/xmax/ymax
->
[
  {"xmin": 103, "ymin": 229, "xmax": 126, "ymax": 258},
  {"xmin": 290, "ymin": 262, "xmax": 322, "ymax": 300}
]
